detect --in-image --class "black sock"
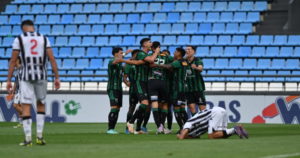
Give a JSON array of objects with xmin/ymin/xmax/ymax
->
[
  {"xmin": 108, "ymin": 109, "xmax": 119, "ymax": 130},
  {"xmin": 167, "ymin": 108, "xmax": 173, "ymax": 130},
  {"xmin": 161, "ymin": 109, "xmax": 168, "ymax": 127},
  {"xmin": 129, "ymin": 104, "xmax": 146, "ymax": 124},
  {"xmin": 134, "ymin": 104, "xmax": 147, "ymax": 131},
  {"xmin": 152, "ymin": 108, "xmax": 161, "ymax": 128},
  {"xmin": 142, "ymin": 110, "xmax": 151, "ymax": 128},
  {"xmin": 180, "ymin": 108, "xmax": 188, "ymax": 124},
  {"xmin": 174, "ymin": 109, "xmax": 183, "ymax": 129},
  {"xmin": 126, "ymin": 103, "xmax": 136, "ymax": 123}
]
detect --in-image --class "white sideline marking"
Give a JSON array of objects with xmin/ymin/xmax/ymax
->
[{"xmin": 261, "ymin": 153, "xmax": 300, "ymax": 158}]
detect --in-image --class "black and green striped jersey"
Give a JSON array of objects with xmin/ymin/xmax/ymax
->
[
  {"xmin": 124, "ymin": 63, "xmax": 136, "ymax": 93},
  {"xmin": 107, "ymin": 59, "xmax": 123, "ymax": 91},
  {"xmin": 133, "ymin": 51, "xmax": 149, "ymax": 82},
  {"xmin": 170, "ymin": 59, "xmax": 189, "ymax": 93},
  {"xmin": 148, "ymin": 53, "xmax": 173, "ymax": 80},
  {"xmin": 185, "ymin": 57, "xmax": 205, "ymax": 92},
  {"xmin": 165, "ymin": 56, "xmax": 174, "ymax": 93}
]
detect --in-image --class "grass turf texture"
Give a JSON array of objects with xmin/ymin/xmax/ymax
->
[{"xmin": 0, "ymin": 122, "xmax": 299, "ymax": 158}]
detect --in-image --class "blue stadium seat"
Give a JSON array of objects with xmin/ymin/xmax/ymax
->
[
  {"xmin": 81, "ymin": 70, "xmax": 94, "ymax": 81},
  {"xmin": 88, "ymin": 15, "xmax": 100, "ymax": 24},
  {"xmin": 241, "ymin": 1, "xmax": 254, "ymax": 11},
  {"xmin": 95, "ymin": 70, "xmax": 107, "ymax": 81},
  {"xmin": 202, "ymin": 59, "xmax": 214, "ymax": 68},
  {"xmin": 18, "ymin": 5, "xmax": 30, "ymax": 13},
  {"xmin": 154, "ymin": 13, "xmax": 166, "ymax": 22},
  {"xmin": 66, "ymin": 70, "xmax": 80, "ymax": 81},
  {"xmin": 251, "ymin": 47, "xmax": 265, "ymax": 57},
  {"xmin": 234, "ymin": 12, "xmax": 246, "ymax": 22},
  {"xmin": 218, "ymin": 36, "xmax": 231, "ymax": 45},
  {"xmin": 229, "ymin": 58, "xmax": 242, "ymax": 68},
  {"xmin": 48, "ymin": 37, "xmax": 55, "ymax": 45},
  {"xmin": 201, "ymin": 2, "xmax": 214, "ymax": 11},
  {"xmin": 279, "ymin": 47, "xmax": 293, "ymax": 57},
  {"xmin": 151, "ymin": 36, "xmax": 163, "ymax": 43},
  {"xmin": 286, "ymin": 59, "xmax": 299, "ymax": 69},
  {"xmin": 97, "ymin": 4, "xmax": 109, "ymax": 12},
  {"xmin": 59, "ymin": 47, "xmax": 72, "ymax": 58},
  {"xmin": 101, "ymin": 14, "xmax": 113, "ymax": 23},
  {"xmin": 70, "ymin": 4, "xmax": 82, "ymax": 13},
  {"xmin": 226, "ymin": 23, "xmax": 239, "ymax": 34},
  {"xmin": 57, "ymin": 4, "xmax": 69, "ymax": 13},
  {"xmin": 9, "ymin": 15, "xmax": 21, "ymax": 24},
  {"xmin": 172, "ymin": 24, "xmax": 184, "ymax": 34},
  {"xmin": 115, "ymin": 14, "xmax": 127, "ymax": 23},
  {"xmin": 224, "ymin": 47, "xmax": 237, "ymax": 56},
  {"xmin": 62, "ymin": 59, "xmax": 75, "ymax": 69},
  {"xmin": 123, "ymin": 3, "xmax": 135, "ymax": 12},
  {"xmin": 90, "ymin": 59, "xmax": 103, "ymax": 69},
  {"xmin": 141, "ymin": 13, "xmax": 153, "ymax": 23},
  {"xmin": 22, "ymin": 15, "xmax": 34, "ymax": 21},
  {"xmin": 48, "ymin": 15, "xmax": 60, "ymax": 24},
  {"xmin": 196, "ymin": 47, "xmax": 209, "ymax": 57},
  {"xmin": 246, "ymin": 35, "xmax": 259, "ymax": 45},
  {"xmin": 194, "ymin": 13, "xmax": 206, "ymax": 22},
  {"xmin": 186, "ymin": 24, "xmax": 198, "ymax": 34},
  {"xmin": 91, "ymin": 25, "xmax": 104, "ymax": 35},
  {"xmin": 191, "ymin": 36, "xmax": 204, "ymax": 45},
  {"xmin": 83, "ymin": 4, "xmax": 96, "ymax": 13},
  {"xmin": 177, "ymin": 36, "xmax": 190, "ymax": 45},
  {"xmin": 123, "ymin": 36, "xmax": 135, "ymax": 45},
  {"xmin": 265, "ymin": 47, "xmax": 279, "ymax": 57},
  {"xmin": 109, "ymin": 36, "xmax": 122, "ymax": 46},
  {"xmin": 131, "ymin": 24, "xmax": 144, "ymax": 34},
  {"xmin": 210, "ymin": 47, "xmax": 223, "ymax": 57},
  {"xmin": 231, "ymin": 35, "xmax": 245, "ymax": 45},
  {"xmin": 260, "ymin": 35, "xmax": 273, "ymax": 45},
  {"xmin": 86, "ymin": 47, "xmax": 99, "ymax": 58},
  {"xmin": 207, "ymin": 13, "xmax": 220, "ymax": 22},
  {"xmin": 82, "ymin": 37, "xmax": 95, "ymax": 46},
  {"xmin": 61, "ymin": 15, "xmax": 73, "ymax": 24},
  {"xmin": 127, "ymin": 14, "xmax": 139, "ymax": 23},
  {"xmin": 44, "ymin": 4, "xmax": 57, "ymax": 13},
  {"xmin": 5, "ymin": 5, "xmax": 17, "ymax": 13},
  {"xmin": 100, "ymin": 47, "xmax": 112, "ymax": 58},
  {"xmin": 167, "ymin": 13, "xmax": 179, "ymax": 23},
  {"xmin": 118, "ymin": 24, "xmax": 130, "ymax": 34},
  {"xmin": 78, "ymin": 25, "xmax": 91, "ymax": 35},
  {"xmin": 288, "ymin": 35, "xmax": 300, "ymax": 45},
  {"xmin": 109, "ymin": 3, "xmax": 122, "ymax": 12},
  {"xmin": 145, "ymin": 24, "xmax": 157, "ymax": 34},
  {"xmin": 163, "ymin": 36, "xmax": 176, "ymax": 45},
  {"xmin": 96, "ymin": 37, "xmax": 109, "ymax": 46},
  {"xmin": 0, "ymin": 26, "xmax": 11, "ymax": 35},
  {"xmin": 220, "ymin": 12, "xmax": 233, "ymax": 22},
  {"xmin": 199, "ymin": 23, "xmax": 211, "ymax": 34},
  {"xmin": 72, "ymin": 47, "xmax": 85, "ymax": 57},
  {"xmin": 175, "ymin": 2, "xmax": 188, "ymax": 11},
  {"xmin": 212, "ymin": 23, "xmax": 225, "ymax": 34},
  {"xmin": 0, "ymin": 60, "xmax": 8, "ymax": 70},
  {"xmin": 35, "ymin": 15, "xmax": 47, "ymax": 24},
  {"xmin": 74, "ymin": 15, "xmax": 86, "ymax": 24},
  {"xmin": 2, "ymin": 37, "xmax": 14, "ymax": 47},
  {"xmin": 272, "ymin": 59, "xmax": 285, "ymax": 69},
  {"xmin": 204, "ymin": 35, "xmax": 217, "ymax": 45},
  {"xmin": 228, "ymin": 2, "xmax": 240, "ymax": 11},
  {"xmin": 0, "ymin": 16, "xmax": 8, "ymax": 25},
  {"xmin": 273, "ymin": 35, "xmax": 287, "ymax": 45},
  {"xmin": 180, "ymin": 13, "xmax": 193, "ymax": 22},
  {"xmin": 12, "ymin": 26, "xmax": 21, "ymax": 36},
  {"xmin": 239, "ymin": 23, "xmax": 252, "ymax": 34},
  {"xmin": 215, "ymin": 2, "xmax": 227, "ymax": 11},
  {"xmin": 136, "ymin": 3, "xmax": 148, "ymax": 12},
  {"xmin": 52, "ymin": 25, "xmax": 64, "ymax": 35},
  {"xmin": 31, "ymin": 5, "xmax": 44, "ymax": 13},
  {"xmin": 149, "ymin": 3, "xmax": 161, "ymax": 12},
  {"xmin": 159, "ymin": 24, "xmax": 171, "ymax": 34},
  {"xmin": 64, "ymin": 25, "xmax": 77, "ymax": 35},
  {"xmin": 257, "ymin": 59, "xmax": 271, "ymax": 69},
  {"xmin": 76, "ymin": 59, "xmax": 89, "ymax": 69},
  {"xmin": 69, "ymin": 37, "xmax": 81, "ymax": 46},
  {"xmin": 105, "ymin": 24, "xmax": 117, "ymax": 35},
  {"xmin": 243, "ymin": 59, "xmax": 256, "ymax": 69},
  {"xmin": 247, "ymin": 12, "xmax": 260, "ymax": 22},
  {"xmin": 188, "ymin": 2, "xmax": 201, "ymax": 11},
  {"xmin": 255, "ymin": 1, "xmax": 268, "ymax": 11}
]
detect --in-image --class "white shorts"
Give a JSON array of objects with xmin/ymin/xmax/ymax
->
[
  {"xmin": 208, "ymin": 107, "xmax": 228, "ymax": 134},
  {"xmin": 13, "ymin": 91, "xmax": 21, "ymax": 104},
  {"xmin": 20, "ymin": 80, "xmax": 47, "ymax": 104}
]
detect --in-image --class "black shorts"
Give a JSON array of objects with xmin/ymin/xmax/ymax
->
[
  {"xmin": 133, "ymin": 81, "xmax": 148, "ymax": 102},
  {"xmin": 107, "ymin": 90, "xmax": 123, "ymax": 107},
  {"xmin": 186, "ymin": 91, "xmax": 206, "ymax": 105},
  {"xmin": 148, "ymin": 79, "xmax": 167, "ymax": 103},
  {"xmin": 172, "ymin": 91, "xmax": 186, "ymax": 107}
]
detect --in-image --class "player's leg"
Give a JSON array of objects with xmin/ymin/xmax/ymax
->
[
  {"xmin": 166, "ymin": 103, "xmax": 173, "ymax": 132},
  {"xmin": 13, "ymin": 92, "xmax": 23, "ymax": 128},
  {"xmin": 34, "ymin": 80, "xmax": 48, "ymax": 144},
  {"xmin": 187, "ymin": 92, "xmax": 198, "ymax": 116},
  {"xmin": 126, "ymin": 92, "xmax": 138, "ymax": 133},
  {"xmin": 148, "ymin": 80, "xmax": 163, "ymax": 132},
  {"xmin": 158, "ymin": 83, "xmax": 168, "ymax": 132},
  {"xmin": 178, "ymin": 92, "xmax": 188, "ymax": 123},
  {"xmin": 107, "ymin": 90, "xmax": 121, "ymax": 134},
  {"xmin": 198, "ymin": 91, "xmax": 207, "ymax": 111},
  {"xmin": 142, "ymin": 105, "xmax": 151, "ymax": 133}
]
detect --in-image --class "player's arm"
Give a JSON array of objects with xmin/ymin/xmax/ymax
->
[
  {"xmin": 123, "ymin": 74, "xmax": 130, "ymax": 87},
  {"xmin": 144, "ymin": 47, "xmax": 160, "ymax": 64},
  {"xmin": 46, "ymin": 48, "xmax": 60, "ymax": 90},
  {"xmin": 119, "ymin": 59, "xmax": 146, "ymax": 65},
  {"xmin": 6, "ymin": 50, "xmax": 20, "ymax": 93},
  {"xmin": 191, "ymin": 59, "xmax": 203, "ymax": 72},
  {"xmin": 156, "ymin": 64, "xmax": 173, "ymax": 70}
]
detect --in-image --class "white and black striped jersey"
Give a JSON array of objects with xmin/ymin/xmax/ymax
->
[
  {"xmin": 185, "ymin": 109, "xmax": 212, "ymax": 137},
  {"xmin": 13, "ymin": 66, "xmax": 22, "ymax": 94},
  {"xmin": 12, "ymin": 32, "xmax": 51, "ymax": 81}
]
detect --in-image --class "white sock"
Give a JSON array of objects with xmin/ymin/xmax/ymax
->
[
  {"xmin": 22, "ymin": 118, "xmax": 32, "ymax": 142},
  {"xmin": 226, "ymin": 128, "xmax": 235, "ymax": 135},
  {"xmin": 36, "ymin": 113, "xmax": 45, "ymax": 138},
  {"xmin": 19, "ymin": 117, "xmax": 23, "ymax": 124}
]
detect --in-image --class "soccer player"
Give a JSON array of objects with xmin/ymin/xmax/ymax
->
[
  {"xmin": 12, "ymin": 57, "xmax": 23, "ymax": 128},
  {"xmin": 116, "ymin": 38, "xmax": 160, "ymax": 134},
  {"xmin": 148, "ymin": 42, "xmax": 173, "ymax": 134},
  {"xmin": 6, "ymin": 20, "xmax": 60, "ymax": 146},
  {"xmin": 185, "ymin": 45, "xmax": 206, "ymax": 115},
  {"xmin": 106, "ymin": 47, "xmax": 125, "ymax": 134},
  {"xmin": 177, "ymin": 107, "xmax": 248, "ymax": 140}
]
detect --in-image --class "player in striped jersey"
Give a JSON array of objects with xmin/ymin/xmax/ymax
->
[
  {"xmin": 177, "ymin": 107, "xmax": 248, "ymax": 139},
  {"xmin": 12, "ymin": 57, "xmax": 23, "ymax": 128},
  {"xmin": 6, "ymin": 20, "xmax": 60, "ymax": 146}
]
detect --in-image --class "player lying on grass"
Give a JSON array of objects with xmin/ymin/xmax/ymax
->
[{"xmin": 177, "ymin": 107, "xmax": 248, "ymax": 140}]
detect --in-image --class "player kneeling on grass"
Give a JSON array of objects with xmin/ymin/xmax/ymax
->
[{"xmin": 177, "ymin": 107, "xmax": 248, "ymax": 140}]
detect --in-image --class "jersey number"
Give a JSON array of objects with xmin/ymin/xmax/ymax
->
[{"xmin": 30, "ymin": 39, "xmax": 38, "ymax": 55}]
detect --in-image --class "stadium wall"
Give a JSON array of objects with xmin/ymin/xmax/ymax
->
[
  {"xmin": 0, "ymin": 0, "xmax": 12, "ymax": 12},
  {"xmin": 0, "ymin": 93, "xmax": 299, "ymax": 124}
]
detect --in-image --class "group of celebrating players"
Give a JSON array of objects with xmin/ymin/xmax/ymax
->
[{"xmin": 106, "ymin": 38, "xmax": 249, "ymax": 139}]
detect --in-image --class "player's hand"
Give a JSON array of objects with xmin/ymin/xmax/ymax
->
[
  {"xmin": 191, "ymin": 64, "xmax": 197, "ymax": 69},
  {"xmin": 155, "ymin": 47, "xmax": 161, "ymax": 54},
  {"xmin": 54, "ymin": 78, "xmax": 60, "ymax": 90},
  {"xmin": 113, "ymin": 57, "xmax": 123, "ymax": 64},
  {"xmin": 125, "ymin": 49, "xmax": 133, "ymax": 55},
  {"xmin": 6, "ymin": 81, "xmax": 13, "ymax": 94}
]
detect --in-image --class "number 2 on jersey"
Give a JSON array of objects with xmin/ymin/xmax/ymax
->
[{"xmin": 30, "ymin": 39, "xmax": 38, "ymax": 55}]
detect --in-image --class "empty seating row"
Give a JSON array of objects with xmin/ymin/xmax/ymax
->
[
  {"xmin": 0, "ymin": 12, "xmax": 260, "ymax": 25},
  {"xmin": 7, "ymin": 1, "xmax": 268, "ymax": 13}
]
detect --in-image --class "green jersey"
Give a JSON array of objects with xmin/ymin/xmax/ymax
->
[
  {"xmin": 170, "ymin": 59, "xmax": 189, "ymax": 93},
  {"xmin": 124, "ymin": 63, "xmax": 136, "ymax": 93},
  {"xmin": 148, "ymin": 53, "xmax": 173, "ymax": 80},
  {"xmin": 107, "ymin": 59, "xmax": 123, "ymax": 91},
  {"xmin": 185, "ymin": 57, "xmax": 205, "ymax": 92},
  {"xmin": 134, "ymin": 51, "xmax": 149, "ymax": 82}
]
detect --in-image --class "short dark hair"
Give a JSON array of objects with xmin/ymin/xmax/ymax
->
[
  {"xmin": 162, "ymin": 49, "xmax": 170, "ymax": 55},
  {"xmin": 140, "ymin": 38, "xmax": 151, "ymax": 47},
  {"xmin": 151, "ymin": 41, "xmax": 161, "ymax": 49},
  {"xmin": 21, "ymin": 20, "xmax": 34, "ymax": 29},
  {"xmin": 132, "ymin": 49, "xmax": 141, "ymax": 56},
  {"xmin": 112, "ymin": 47, "xmax": 123, "ymax": 56},
  {"xmin": 176, "ymin": 47, "xmax": 186, "ymax": 57},
  {"xmin": 186, "ymin": 45, "xmax": 197, "ymax": 52}
]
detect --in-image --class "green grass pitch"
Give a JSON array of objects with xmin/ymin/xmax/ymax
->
[{"xmin": 0, "ymin": 122, "xmax": 299, "ymax": 158}]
